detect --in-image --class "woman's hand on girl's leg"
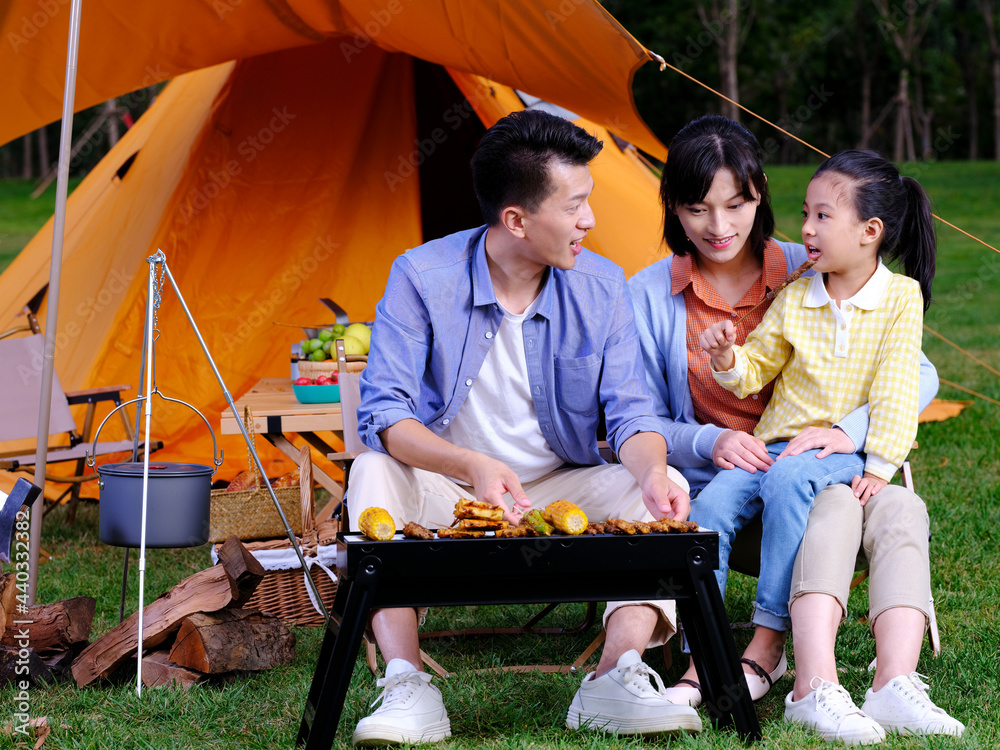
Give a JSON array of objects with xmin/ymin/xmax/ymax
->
[
  {"xmin": 776, "ymin": 426, "xmax": 856, "ymax": 459},
  {"xmin": 712, "ymin": 429, "xmax": 773, "ymax": 472}
]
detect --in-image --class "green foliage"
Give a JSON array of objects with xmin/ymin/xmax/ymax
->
[{"xmin": 606, "ymin": 0, "xmax": 994, "ymax": 162}]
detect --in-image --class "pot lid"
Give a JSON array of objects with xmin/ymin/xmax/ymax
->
[{"xmin": 97, "ymin": 462, "xmax": 214, "ymax": 477}]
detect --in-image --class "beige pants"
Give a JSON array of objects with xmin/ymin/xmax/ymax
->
[
  {"xmin": 346, "ymin": 450, "xmax": 690, "ymax": 648},
  {"xmin": 790, "ymin": 483, "xmax": 931, "ymax": 630}
]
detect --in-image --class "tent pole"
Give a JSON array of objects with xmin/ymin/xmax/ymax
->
[{"xmin": 29, "ymin": 0, "xmax": 85, "ymax": 606}]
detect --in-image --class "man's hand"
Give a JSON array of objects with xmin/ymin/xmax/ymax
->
[
  {"xmin": 777, "ymin": 426, "xmax": 856, "ymax": 459},
  {"xmin": 466, "ymin": 453, "xmax": 532, "ymax": 524},
  {"xmin": 851, "ymin": 472, "xmax": 887, "ymax": 506},
  {"xmin": 616, "ymin": 432, "xmax": 689, "ymax": 520},
  {"xmin": 713, "ymin": 429, "xmax": 773, "ymax": 473},
  {"xmin": 381, "ymin": 420, "xmax": 531, "ymax": 525},
  {"xmin": 641, "ymin": 471, "xmax": 691, "ymax": 521},
  {"xmin": 699, "ymin": 320, "xmax": 736, "ymax": 371}
]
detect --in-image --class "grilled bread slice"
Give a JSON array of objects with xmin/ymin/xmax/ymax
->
[
  {"xmin": 454, "ymin": 498, "xmax": 504, "ymax": 522},
  {"xmin": 437, "ymin": 527, "xmax": 486, "ymax": 539}
]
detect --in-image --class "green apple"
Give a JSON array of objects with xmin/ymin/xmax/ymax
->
[
  {"xmin": 341, "ymin": 335, "xmax": 366, "ymax": 356},
  {"xmin": 344, "ymin": 323, "xmax": 371, "ymax": 354}
]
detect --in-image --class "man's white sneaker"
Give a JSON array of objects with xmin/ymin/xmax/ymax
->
[
  {"xmin": 566, "ymin": 649, "xmax": 702, "ymax": 736},
  {"xmin": 784, "ymin": 677, "xmax": 886, "ymax": 746},
  {"xmin": 352, "ymin": 659, "xmax": 452, "ymax": 746},
  {"xmin": 861, "ymin": 672, "xmax": 965, "ymax": 736}
]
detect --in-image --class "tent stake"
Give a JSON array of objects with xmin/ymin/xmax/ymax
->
[{"xmin": 134, "ymin": 253, "xmax": 158, "ymax": 695}]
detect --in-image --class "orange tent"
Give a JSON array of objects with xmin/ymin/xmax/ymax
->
[{"xmin": 0, "ymin": 1, "xmax": 669, "ymax": 491}]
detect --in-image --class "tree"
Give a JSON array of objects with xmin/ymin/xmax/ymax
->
[
  {"xmin": 872, "ymin": 0, "xmax": 940, "ymax": 162},
  {"xmin": 955, "ymin": 0, "xmax": 984, "ymax": 158},
  {"xmin": 977, "ymin": 0, "xmax": 1000, "ymax": 159},
  {"xmin": 854, "ymin": 0, "xmax": 892, "ymax": 149},
  {"xmin": 20, "ymin": 132, "xmax": 32, "ymax": 180},
  {"xmin": 696, "ymin": 0, "xmax": 754, "ymax": 122}
]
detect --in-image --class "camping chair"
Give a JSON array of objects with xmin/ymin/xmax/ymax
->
[
  {"xmin": 0, "ymin": 300, "xmax": 41, "ymax": 341},
  {"xmin": 728, "ymin": 450, "xmax": 942, "ymax": 657},
  {"xmin": 329, "ymin": 340, "xmax": 599, "ymax": 678},
  {"xmin": 0, "ymin": 334, "xmax": 163, "ymax": 520}
]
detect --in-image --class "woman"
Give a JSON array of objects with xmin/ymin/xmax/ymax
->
[{"xmin": 629, "ymin": 115, "xmax": 961, "ymax": 743}]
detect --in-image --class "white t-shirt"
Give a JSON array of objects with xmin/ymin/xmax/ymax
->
[{"xmin": 440, "ymin": 297, "xmax": 564, "ymax": 482}]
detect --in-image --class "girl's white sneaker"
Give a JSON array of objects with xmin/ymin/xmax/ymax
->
[
  {"xmin": 784, "ymin": 677, "xmax": 886, "ymax": 745},
  {"xmin": 861, "ymin": 672, "xmax": 965, "ymax": 736}
]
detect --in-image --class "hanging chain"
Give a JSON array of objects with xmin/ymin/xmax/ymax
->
[
  {"xmin": 150, "ymin": 255, "xmax": 166, "ymax": 341},
  {"xmin": 146, "ymin": 250, "xmax": 167, "ymax": 392}
]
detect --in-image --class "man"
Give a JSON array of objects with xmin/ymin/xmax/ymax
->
[{"xmin": 347, "ymin": 109, "xmax": 700, "ymax": 746}]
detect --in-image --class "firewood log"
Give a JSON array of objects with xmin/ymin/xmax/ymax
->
[
  {"xmin": 0, "ymin": 573, "xmax": 18, "ymax": 640},
  {"xmin": 0, "ymin": 645, "xmax": 54, "ymax": 687},
  {"xmin": 141, "ymin": 650, "xmax": 207, "ymax": 690},
  {"xmin": 71, "ymin": 538, "xmax": 260, "ymax": 687},
  {"xmin": 168, "ymin": 608, "xmax": 294, "ymax": 673},
  {"xmin": 216, "ymin": 535, "xmax": 265, "ymax": 607},
  {"xmin": 1, "ymin": 597, "xmax": 95, "ymax": 654}
]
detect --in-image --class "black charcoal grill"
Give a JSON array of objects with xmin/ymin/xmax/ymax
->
[{"xmin": 298, "ymin": 529, "xmax": 761, "ymax": 747}]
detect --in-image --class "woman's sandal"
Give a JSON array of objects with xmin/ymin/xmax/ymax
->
[
  {"xmin": 662, "ymin": 677, "xmax": 702, "ymax": 708},
  {"xmin": 741, "ymin": 650, "xmax": 787, "ymax": 701}
]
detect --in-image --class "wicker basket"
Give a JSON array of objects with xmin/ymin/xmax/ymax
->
[
  {"xmin": 209, "ymin": 407, "xmax": 304, "ymax": 543},
  {"xmin": 297, "ymin": 355, "xmax": 366, "ymax": 379},
  {"xmin": 296, "ymin": 359, "xmax": 339, "ymax": 380},
  {"xmin": 214, "ymin": 442, "xmax": 338, "ymax": 627},
  {"xmin": 239, "ymin": 518, "xmax": 339, "ymax": 626}
]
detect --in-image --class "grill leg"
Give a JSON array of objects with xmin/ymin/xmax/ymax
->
[
  {"xmin": 298, "ymin": 557, "xmax": 380, "ymax": 750},
  {"xmin": 678, "ymin": 545, "xmax": 761, "ymax": 741}
]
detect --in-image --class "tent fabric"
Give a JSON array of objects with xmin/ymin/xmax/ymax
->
[
  {"xmin": 0, "ymin": 0, "xmax": 666, "ymax": 158},
  {"xmin": 0, "ymin": 32, "xmax": 669, "ymax": 496}
]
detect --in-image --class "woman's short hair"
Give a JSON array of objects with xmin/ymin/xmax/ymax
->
[{"xmin": 660, "ymin": 115, "xmax": 774, "ymax": 259}]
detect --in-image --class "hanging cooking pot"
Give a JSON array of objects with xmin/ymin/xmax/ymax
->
[
  {"xmin": 97, "ymin": 462, "xmax": 214, "ymax": 547},
  {"xmin": 87, "ymin": 392, "xmax": 223, "ymax": 548}
]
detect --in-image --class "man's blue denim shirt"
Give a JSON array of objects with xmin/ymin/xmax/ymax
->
[{"xmin": 356, "ymin": 226, "xmax": 670, "ymax": 466}]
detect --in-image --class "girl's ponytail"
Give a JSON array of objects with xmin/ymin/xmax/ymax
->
[
  {"xmin": 815, "ymin": 151, "xmax": 936, "ymax": 311},
  {"xmin": 888, "ymin": 176, "xmax": 936, "ymax": 310}
]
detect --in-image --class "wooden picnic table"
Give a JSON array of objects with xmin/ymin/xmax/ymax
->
[{"xmin": 220, "ymin": 377, "xmax": 345, "ymax": 519}]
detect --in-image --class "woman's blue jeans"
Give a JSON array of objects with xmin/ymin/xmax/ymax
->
[{"xmin": 689, "ymin": 442, "xmax": 865, "ymax": 631}]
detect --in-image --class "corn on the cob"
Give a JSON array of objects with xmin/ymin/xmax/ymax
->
[
  {"xmin": 543, "ymin": 500, "xmax": 588, "ymax": 535},
  {"xmin": 521, "ymin": 509, "xmax": 554, "ymax": 536},
  {"xmin": 358, "ymin": 506, "xmax": 395, "ymax": 541}
]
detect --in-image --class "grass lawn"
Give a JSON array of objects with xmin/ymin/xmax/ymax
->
[
  {"xmin": 1, "ymin": 162, "xmax": 998, "ymax": 748},
  {"xmin": 0, "ymin": 179, "xmax": 80, "ymax": 274}
]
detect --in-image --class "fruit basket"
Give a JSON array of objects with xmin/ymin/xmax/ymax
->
[{"xmin": 296, "ymin": 359, "xmax": 339, "ymax": 381}]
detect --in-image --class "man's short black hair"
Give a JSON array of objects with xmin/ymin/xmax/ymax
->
[{"xmin": 471, "ymin": 109, "xmax": 603, "ymax": 227}]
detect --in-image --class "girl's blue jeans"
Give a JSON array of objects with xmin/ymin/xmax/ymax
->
[{"xmin": 689, "ymin": 442, "xmax": 865, "ymax": 631}]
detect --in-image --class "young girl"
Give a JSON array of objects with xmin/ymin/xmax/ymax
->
[
  {"xmin": 700, "ymin": 148, "xmax": 931, "ymax": 504},
  {"xmin": 633, "ymin": 118, "xmax": 959, "ymax": 742},
  {"xmin": 698, "ymin": 150, "xmax": 961, "ymax": 741}
]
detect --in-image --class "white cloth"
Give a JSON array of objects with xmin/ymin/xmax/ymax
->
[
  {"xmin": 439, "ymin": 297, "xmax": 563, "ymax": 483},
  {"xmin": 209, "ymin": 542, "xmax": 338, "ymax": 617}
]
